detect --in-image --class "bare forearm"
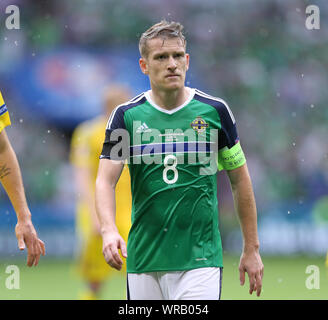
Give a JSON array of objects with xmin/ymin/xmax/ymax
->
[
  {"xmin": 95, "ymin": 177, "xmax": 117, "ymax": 234},
  {"xmin": 227, "ymin": 165, "xmax": 263, "ymax": 296},
  {"xmin": 0, "ymin": 145, "xmax": 31, "ymax": 222},
  {"xmin": 230, "ymin": 168, "xmax": 259, "ymax": 252},
  {"xmin": 95, "ymin": 160, "xmax": 126, "ymax": 269}
]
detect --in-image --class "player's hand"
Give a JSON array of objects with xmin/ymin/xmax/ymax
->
[
  {"xmin": 102, "ymin": 230, "xmax": 127, "ymax": 271},
  {"xmin": 239, "ymin": 249, "xmax": 264, "ymax": 297},
  {"xmin": 15, "ymin": 220, "xmax": 46, "ymax": 267}
]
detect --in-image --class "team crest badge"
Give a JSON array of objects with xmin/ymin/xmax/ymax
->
[{"xmin": 191, "ymin": 116, "xmax": 209, "ymax": 133}]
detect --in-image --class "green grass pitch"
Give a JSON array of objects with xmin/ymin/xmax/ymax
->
[{"xmin": 0, "ymin": 255, "xmax": 326, "ymax": 300}]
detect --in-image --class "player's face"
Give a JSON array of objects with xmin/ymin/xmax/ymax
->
[{"xmin": 139, "ymin": 37, "xmax": 189, "ymax": 92}]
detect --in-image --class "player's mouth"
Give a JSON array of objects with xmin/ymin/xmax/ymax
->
[{"xmin": 165, "ymin": 74, "xmax": 180, "ymax": 78}]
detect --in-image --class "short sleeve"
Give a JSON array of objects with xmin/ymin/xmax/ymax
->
[
  {"xmin": 216, "ymin": 101, "xmax": 246, "ymax": 171},
  {"xmin": 0, "ymin": 91, "xmax": 11, "ymax": 133},
  {"xmin": 216, "ymin": 101, "xmax": 238, "ymax": 150},
  {"xmin": 100, "ymin": 106, "xmax": 129, "ymax": 160}
]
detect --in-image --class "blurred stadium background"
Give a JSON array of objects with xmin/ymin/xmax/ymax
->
[{"xmin": 0, "ymin": 0, "xmax": 327, "ymax": 299}]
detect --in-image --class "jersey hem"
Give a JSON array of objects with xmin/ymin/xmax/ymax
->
[{"xmin": 127, "ymin": 263, "xmax": 223, "ymax": 274}]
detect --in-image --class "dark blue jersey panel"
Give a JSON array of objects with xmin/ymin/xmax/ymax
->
[
  {"xmin": 101, "ymin": 95, "xmax": 146, "ymax": 159},
  {"xmin": 194, "ymin": 90, "xmax": 238, "ymax": 149}
]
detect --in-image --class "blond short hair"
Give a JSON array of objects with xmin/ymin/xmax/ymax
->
[{"xmin": 139, "ymin": 20, "xmax": 186, "ymax": 58}]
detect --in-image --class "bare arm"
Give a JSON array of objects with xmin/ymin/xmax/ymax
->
[
  {"xmin": 0, "ymin": 130, "xmax": 45, "ymax": 266},
  {"xmin": 95, "ymin": 158, "xmax": 126, "ymax": 270},
  {"xmin": 226, "ymin": 163, "xmax": 264, "ymax": 296}
]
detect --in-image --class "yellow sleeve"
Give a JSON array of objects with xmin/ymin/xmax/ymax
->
[
  {"xmin": 0, "ymin": 91, "xmax": 11, "ymax": 133},
  {"xmin": 70, "ymin": 123, "xmax": 92, "ymax": 168}
]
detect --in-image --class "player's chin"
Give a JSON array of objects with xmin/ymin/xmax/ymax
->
[{"xmin": 164, "ymin": 81, "xmax": 183, "ymax": 90}]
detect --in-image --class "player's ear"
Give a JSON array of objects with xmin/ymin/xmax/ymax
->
[
  {"xmin": 139, "ymin": 57, "xmax": 149, "ymax": 75},
  {"xmin": 185, "ymin": 53, "xmax": 190, "ymax": 71}
]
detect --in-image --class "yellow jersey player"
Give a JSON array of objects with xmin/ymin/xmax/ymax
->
[
  {"xmin": 0, "ymin": 90, "xmax": 45, "ymax": 266},
  {"xmin": 70, "ymin": 84, "xmax": 132, "ymax": 299}
]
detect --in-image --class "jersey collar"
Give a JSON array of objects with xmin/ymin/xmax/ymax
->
[{"xmin": 145, "ymin": 88, "xmax": 195, "ymax": 115}]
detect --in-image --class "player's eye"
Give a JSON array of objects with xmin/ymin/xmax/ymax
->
[{"xmin": 156, "ymin": 55, "xmax": 167, "ymax": 60}]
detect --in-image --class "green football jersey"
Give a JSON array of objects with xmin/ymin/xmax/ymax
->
[{"xmin": 100, "ymin": 88, "xmax": 246, "ymax": 273}]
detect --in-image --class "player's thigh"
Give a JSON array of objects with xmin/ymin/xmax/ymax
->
[
  {"xmin": 170, "ymin": 267, "xmax": 223, "ymax": 300},
  {"xmin": 127, "ymin": 272, "xmax": 164, "ymax": 300}
]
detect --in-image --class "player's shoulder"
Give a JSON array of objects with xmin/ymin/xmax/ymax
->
[
  {"xmin": 194, "ymin": 88, "xmax": 235, "ymax": 123},
  {"xmin": 106, "ymin": 92, "xmax": 147, "ymax": 129},
  {"xmin": 194, "ymin": 89, "xmax": 229, "ymax": 109},
  {"xmin": 112, "ymin": 92, "xmax": 147, "ymax": 115}
]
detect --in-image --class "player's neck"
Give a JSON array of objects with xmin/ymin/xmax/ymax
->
[{"xmin": 149, "ymin": 87, "xmax": 190, "ymax": 111}]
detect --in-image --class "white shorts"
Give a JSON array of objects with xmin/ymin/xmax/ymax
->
[{"xmin": 127, "ymin": 267, "xmax": 223, "ymax": 300}]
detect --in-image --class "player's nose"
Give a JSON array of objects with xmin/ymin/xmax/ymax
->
[{"xmin": 167, "ymin": 56, "xmax": 177, "ymax": 70}]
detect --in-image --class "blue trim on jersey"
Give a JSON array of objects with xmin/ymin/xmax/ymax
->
[
  {"xmin": 107, "ymin": 96, "xmax": 147, "ymax": 131},
  {"xmin": 194, "ymin": 92, "xmax": 238, "ymax": 149},
  {"xmin": 101, "ymin": 95, "xmax": 148, "ymax": 159},
  {"xmin": 130, "ymin": 141, "xmax": 215, "ymax": 157},
  {"xmin": 120, "ymin": 96, "xmax": 147, "ymax": 113},
  {"xmin": 129, "ymin": 92, "xmax": 145, "ymax": 102},
  {"xmin": 0, "ymin": 104, "xmax": 8, "ymax": 116}
]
